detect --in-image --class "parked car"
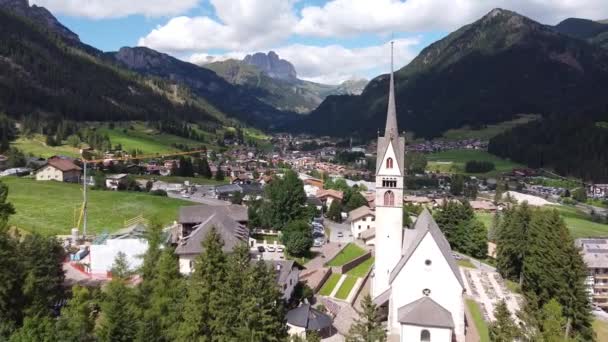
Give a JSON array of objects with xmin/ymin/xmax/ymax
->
[
  {"xmin": 337, "ymin": 232, "xmax": 344, "ymax": 238},
  {"xmin": 277, "ymin": 246, "xmax": 284, "ymax": 253},
  {"xmin": 267, "ymin": 246, "xmax": 276, "ymax": 252},
  {"xmin": 313, "ymin": 239, "xmax": 324, "ymax": 247},
  {"xmin": 313, "ymin": 232, "xmax": 324, "ymax": 239},
  {"xmin": 257, "ymin": 246, "xmax": 265, "ymax": 253}
]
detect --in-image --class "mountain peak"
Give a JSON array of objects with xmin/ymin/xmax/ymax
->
[
  {"xmin": 0, "ymin": 0, "xmax": 79, "ymax": 41},
  {"xmin": 243, "ymin": 51, "xmax": 297, "ymax": 82}
]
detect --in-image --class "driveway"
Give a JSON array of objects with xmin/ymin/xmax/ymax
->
[{"xmin": 326, "ymin": 220, "xmax": 353, "ymax": 244}]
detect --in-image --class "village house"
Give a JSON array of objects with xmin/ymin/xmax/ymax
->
[
  {"xmin": 263, "ymin": 260, "xmax": 303, "ymax": 301},
  {"xmin": 575, "ymin": 238, "xmax": 608, "ymax": 310},
  {"xmin": 348, "ymin": 205, "xmax": 375, "ymax": 239},
  {"xmin": 316, "ymin": 189, "xmax": 343, "ymax": 207},
  {"xmin": 35, "ymin": 157, "xmax": 82, "ymax": 183},
  {"xmin": 469, "ymin": 200, "xmax": 497, "ymax": 212},
  {"xmin": 175, "ymin": 204, "xmax": 249, "ymax": 274},
  {"xmin": 105, "ymin": 174, "xmax": 128, "ymax": 190}
]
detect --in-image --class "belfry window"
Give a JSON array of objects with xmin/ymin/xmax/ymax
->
[
  {"xmin": 384, "ymin": 191, "xmax": 395, "ymax": 206},
  {"xmin": 386, "ymin": 157, "xmax": 393, "ymax": 169},
  {"xmin": 382, "ymin": 179, "xmax": 397, "ymax": 188}
]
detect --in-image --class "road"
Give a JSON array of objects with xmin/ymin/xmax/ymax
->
[{"xmin": 326, "ymin": 220, "xmax": 353, "ymax": 244}]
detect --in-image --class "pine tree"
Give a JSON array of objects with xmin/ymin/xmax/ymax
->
[
  {"xmin": 8, "ymin": 315, "xmax": 58, "ymax": 342},
  {"xmin": 327, "ymin": 200, "xmax": 343, "ymax": 222},
  {"xmin": 110, "ymin": 251, "xmax": 132, "ymax": 280},
  {"xmin": 459, "ymin": 219, "xmax": 488, "ymax": 259},
  {"xmin": 540, "ymin": 299, "xmax": 566, "ymax": 342},
  {"xmin": 346, "ymin": 295, "xmax": 386, "ymax": 342},
  {"xmin": 20, "ymin": 234, "xmax": 66, "ymax": 317},
  {"xmin": 0, "ymin": 227, "xmax": 22, "ymax": 338},
  {"xmin": 177, "ymin": 227, "xmax": 227, "ymax": 341},
  {"xmin": 264, "ymin": 170, "xmax": 307, "ymax": 229},
  {"xmin": 282, "ymin": 220, "xmax": 313, "ymax": 257},
  {"xmin": 198, "ymin": 158, "xmax": 212, "ymax": 178},
  {"xmin": 56, "ymin": 285, "xmax": 96, "ymax": 342},
  {"xmin": 137, "ymin": 247, "xmax": 184, "ymax": 342},
  {"xmin": 96, "ymin": 279, "xmax": 138, "ymax": 342},
  {"xmin": 496, "ymin": 203, "xmax": 533, "ymax": 283},
  {"xmin": 489, "ymin": 300, "xmax": 520, "ymax": 342}
]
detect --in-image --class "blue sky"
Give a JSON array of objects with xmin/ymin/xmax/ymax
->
[{"xmin": 32, "ymin": 0, "xmax": 608, "ymax": 84}]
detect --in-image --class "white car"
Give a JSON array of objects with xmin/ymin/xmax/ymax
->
[
  {"xmin": 277, "ymin": 246, "xmax": 284, "ymax": 252},
  {"xmin": 267, "ymin": 246, "xmax": 276, "ymax": 252}
]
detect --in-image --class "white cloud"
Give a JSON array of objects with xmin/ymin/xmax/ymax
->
[
  {"xmin": 190, "ymin": 38, "xmax": 420, "ymax": 84},
  {"xmin": 138, "ymin": 0, "xmax": 297, "ymax": 53},
  {"xmin": 31, "ymin": 0, "xmax": 199, "ymax": 19},
  {"xmin": 295, "ymin": 0, "xmax": 608, "ymax": 37}
]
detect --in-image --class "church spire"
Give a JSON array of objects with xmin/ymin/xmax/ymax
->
[{"xmin": 385, "ymin": 41, "xmax": 398, "ymax": 139}]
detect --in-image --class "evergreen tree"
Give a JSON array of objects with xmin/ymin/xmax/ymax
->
[
  {"xmin": 346, "ymin": 295, "xmax": 386, "ymax": 342},
  {"xmin": 282, "ymin": 220, "xmax": 313, "ymax": 257},
  {"xmin": 137, "ymin": 247, "xmax": 184, "ymax": 342},
  {"xmin": 96, "ymin": 279, "xmax": 138, "ymax": 342},
  {"xmin": 8, "ymin": 316, "xmax": 58, "ymax": 342},
  {"xmin": 56, "ymin": 285, "xmax": 96, "ymax": 342},
  {"xmin": 327, "ymin": 200, "xmax": 343, "ymax": 223},
  {"xmin": 434, "ymin": 200, "xmax": 475, "ymax": 249},
  {"xmin": 495, "ymin": 203, "xmax": 533, "ymax": 283},
  {"xmin": 487, "ymin": 211, "xmax": 501, "ymax": 242},
  {"xmin": 489, "ymin": 300, "xmax": 520, "ymax": 342},
  {"xmin": 215, "ymin": 166, "xmax": 225, "ymax": 181},
  {"xmin": 177, "ymin": 227, "xmax": 226, "ymax": 341},
  {"xmin": 197, "ymin": 158, "xmax": 212, "ymax": 178},
  {"xmin": 20, "ymin": 234, "xmax": 66, "ymax": 317},
  {"xmin": 264, "ymin": 170, "xmax": 307, "ymax": 229},
  {"xmin": 540, "ymin": 299, "xmax": 567, "ymax": 342},
  {"xmin": 0, "ymin": 227, "xmax": 22, "ymax": 338},
  {"xmin": 344, "ymin": 191, "xmax": 368, "ymax": 212},
  {"xmin": 110, "ymin": 251, "xmax": 132, "ymax": 280},
  {"xmin": 139, "ymin": 219, "xmax": 163, "ymax": 297},
  {"xmin": 450, "ymin": 174, "xmax": 465, "ymax": 196},
  {"xmin": 458, "ymin": 219, "xmax": 488, "ymax": 259}
]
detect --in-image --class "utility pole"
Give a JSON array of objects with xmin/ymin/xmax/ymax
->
[{"xmin": 82, "ymin": 161, "xmax": 87, "ymax": 239}]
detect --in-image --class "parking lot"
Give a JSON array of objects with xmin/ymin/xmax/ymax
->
[{"xmin": 326, "ymin": 221, "xmax": 353, "ymax": 244}]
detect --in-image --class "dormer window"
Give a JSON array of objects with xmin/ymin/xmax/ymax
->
[{"xmin": 386, "ymin": 157, "xmax": 393, "ymax": 169}]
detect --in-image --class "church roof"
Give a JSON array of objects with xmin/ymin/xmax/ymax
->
[
  {"xmin": 389, "ymin": 209, "xmax": 465, "ymax": 288},
  {"xmin": 286, "ymin": 304, "xmax": 333, "ymax": 330},
  {"xmin": 397, "ymin": 297, "xmax": 455, "ymax": 329}
]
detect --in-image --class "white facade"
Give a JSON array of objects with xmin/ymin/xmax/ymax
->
[
  {"xmin": 400, "ymin": 326, "xmax": 452, "ymax": 342},
  {"xmin": 388, "ymin": 233, "xmax": 465, "ymax": 340},
  {"xmin": 88, "ymin": 238, "xmax": 149, "ymax": 274},
  {"xmin": 373, "ymin": 140, "xmax": 404, "ymax": 297},
  {"xmin": 179, "ymin": 255, "xmax": 196, "ymax": 275},
  {"xmin": 350, "ymin": 214, "xmax": 375, "ymax": 239}
]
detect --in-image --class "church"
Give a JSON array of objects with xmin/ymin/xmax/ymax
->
[{"xmin": 371, "ymin": 43, "xmax": 465, "ymax": 342}]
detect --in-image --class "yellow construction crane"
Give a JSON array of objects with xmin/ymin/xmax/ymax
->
[{"xmin": 75, "ymin": 148, "xmax": 208, "ymax": 237}]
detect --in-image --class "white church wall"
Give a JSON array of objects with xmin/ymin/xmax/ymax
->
[
  {"xmin": 389, "ymin": 233, "xmax": 465, "ymax": 341},
  {"xmin": 400, "ymin": 325, "xmax": 452, "ymax": 342},
  {"xmin": 372, "ymin": 205, "xmax": 403, "ymax": 297}
]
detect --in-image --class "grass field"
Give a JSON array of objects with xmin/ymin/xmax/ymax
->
[
  {"xmin": 346, "ymin": 257, "xmax": 374, "ymax": 278},
  {"xmin": 3, "ymin": 177, "xmax": 191, "ymax": 236},
  {"xmin": 457, "ymin": 259, "xmax": 477, "ymax": 268},
  {"xmin": 253, "ymin": 234, "xmax": 279, "ymax": 243},
  {"xmin": 335, "ymin": 276, "xmax": 357, "ymax": 300},
  {"xmin": 466, "ymin": 299, "xmax": 490, "ymax": 342},
  {"xmin": 13, "ymin": 135, "xmax": 81, "ymax": 158},
  {"xmin": 426, "ymin": 149, "xmax": 521, "ymax": 176},
  {"xmin": 440, "ymin": 114, "xmax": 540, "ymax": 141},
  {"xmin": 98, "ymin": 123, "xmax": 209, "ymax": 155},
  {"xmin": 327, "ymin": 243, "xmax": 366, "ymax": 267},
  {"xmin": 318, "ymin": 273, "xmax": 341, "ymax": 296},
  {"xmin": 550, "ymin": 205, "xmax": 608, "ymax": 238},
  {"xmin": 476, "ymin": 212, "xmax": 494, "ymax": 230},
  {"xmin": 594, "ymin": 319, "xmax": 608, "ymax": 342}
]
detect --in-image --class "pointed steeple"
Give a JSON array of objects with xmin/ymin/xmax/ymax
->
[{"xmin": 385, "ymin": 41, "xmax": 398, "ymax": 139}]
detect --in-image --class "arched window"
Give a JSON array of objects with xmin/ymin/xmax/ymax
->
[
  {"xmin": 386, "ymin": 157, "xmax": 393, "ymax": 169},
  {"xmin": 384, "ymin": 191, "xmax": 395, "ymax": 206},
  {"xmin": 421, "ymin": 329, "xmax": 431, "ymax": 342}
]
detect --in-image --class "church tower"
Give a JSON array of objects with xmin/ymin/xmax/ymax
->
[{"xmin": 372, "ymin": 42, "xmax": 406, "ymax": 298}]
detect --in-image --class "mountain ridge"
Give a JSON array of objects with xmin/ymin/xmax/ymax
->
[
  {"xmin": 298, "ymin": 8, "xmax": 608, "ymax": 138},
  {"xmin": 202, "ymin": 54, "xmax": 367, "ymax": 113}
]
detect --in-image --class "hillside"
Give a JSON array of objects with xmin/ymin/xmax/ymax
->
[
  {"xmin": 553, "ymin": 18, "xmax": 608, "ymax": 48},
  {"xmin": 109, "ymin": 47, "xmax": 297, "ymax": 129},
  {"xmin": 0, "ymin": 8, "xmax": 222, "ymax": 127},
  {"xmin": 203, "ymin": 53, "xmax": 367, "ymax": 113},
  {"xmin": 298, "ymin": 8, "xmax": 608, "ymax": 138}
]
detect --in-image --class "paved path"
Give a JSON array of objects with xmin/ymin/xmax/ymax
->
[
  {"xmin": 330, "ymin": 275, "xmax": 347, "ymax": 298},
  {"xmin": 326, "ymin": 220, "xmax": 354, "ymax": 244},
  {"xmin": 461, "ymin": 267, "xmax": 521, "ymax": 322}
]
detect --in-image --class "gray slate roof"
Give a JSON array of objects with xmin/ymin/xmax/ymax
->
[
  {"xmin": 262, "ymin": 260, "xmax": 302, "ymax": 285},
  {"xmin": 179, "ymin": 204, "xmax": 248, "ymax": 224},
  {"xmin": 389, "ymin": 209, "xmax": 465, "ymax": 288},
  {"xmin": 397, "ymin": 297, "xmax": 455, "ymax": 329},
  {"xmin": 375, "ymin": 52, "xmax": 405, "ymax": 175},
  {"xmin": 286, "ymin": 304, "xmax": 332, "ymax": 330},
  {"xmin": 175, "ymin": 206, "xmax": 249, "ymax": 255}
]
